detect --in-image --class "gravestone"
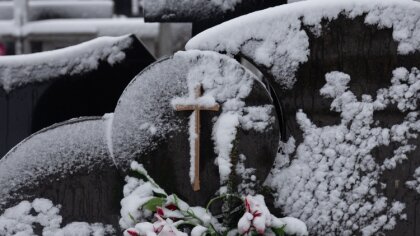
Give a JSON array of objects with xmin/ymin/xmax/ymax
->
[
  {"xmin": 0, "ymin": 116, "xmax": 123, "ymax": 231},
  {"xmin": 0, "ymin": 34, "xmax": 155, "ymax": 157},
  {"xmin": 0, "ymin": 50, "xmax": 280, "ymax": 234},
  {"xmin": 112, "ymin": 51, "xmax": 280, "ymax": 206},
  {"xmin": 186, "ymin": 0, "xmax": 420, "ymax": 235},
  {"xmin": 143, "ymin": 0, "xmax": 286, "ymax": 34}
]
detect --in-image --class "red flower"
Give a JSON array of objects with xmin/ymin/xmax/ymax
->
[
  {"xmin": 157, "ymin": 207, "xmax": 165, "ymax": 216},
  {"xmin": 166, "ymin": 204, "xmax": 177, "ymax": 211},
  {"xmin": 126, "ymin": 229, "xmax": 139, "ymax": 236}
]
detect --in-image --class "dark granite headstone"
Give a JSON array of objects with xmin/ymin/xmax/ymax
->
[
  {"xmin": 0, "ymin": 34, "xmax": 155, "ymax": 157},
  {"xmin": 143, "ymin": 0, "xmax": 286, "ymax": 34},
  {"xmin": 186, "ymin": 1, "xmax": 420, "ymax": 235},
  {"xmin": 111, "ymin": 51, "xmax": 280, "ymax": 206},
  {"xmin": 0, "ymin": 117, "xmax": 122, "ymax": 232}
]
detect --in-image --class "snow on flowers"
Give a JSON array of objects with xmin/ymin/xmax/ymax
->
[{"xmin": 121, "ymin": 161, "xmax": 308, "ymax": 236}]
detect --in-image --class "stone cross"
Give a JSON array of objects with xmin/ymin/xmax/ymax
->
[{"xmin": 174, "ymin": 85, "xmax": 220, "ymax": 191}]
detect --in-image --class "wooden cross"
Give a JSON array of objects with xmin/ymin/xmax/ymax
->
[{"xmin": 174, "ymin": 85, "xmax": 220, "ymax": 191}]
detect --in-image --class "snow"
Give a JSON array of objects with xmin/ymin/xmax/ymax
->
[
  {"xmin": 120, "ymin": 161, "xmax": 221, "ymax": 233},
  {"xmin": 144, "ymin": 0, "xmax": 242, "ymax": 21},
  {"xmin": 240, "ymin": 105, "xmax": 274, "ymax": 132},
  {"xmin": 212, "ymin": 112, "xmax": 240, "ymax": 186},
  {"xmin": 120, "ymin": 161, "xmax": 168, "ymax": 229},
  {"xmin": 266, "ymin": 67, "xmax": 420, "ymax": 235},
  {"xmin": 238, "ymin": 195, "xmax": 308, "ymax": 236},
  {"xmin": 276, "ymin": 217, "xmax": 308, "ymax": 236},
  {"xmin": 104, "ymin": 113, "xmax": 117, "ymax": 168},
  {"xmin": 0, "ymin": 198, "xmax": 114, "ymax": 236},
  {"xmin": 406, "ymin": 167, "xmax": 420, "ymax": 194},
  {"xmin": 0, "ymin": 35, "xmax": 133, "ymax": 92},
  {"xmin": 23, "ymin": 18, "xmax": 159, "ymax": 38},
  {"xmin": 112, "ymin": 50, "xmax": 275, "ymax": 189},
  {"xmin": 121, "ymin": 164, "xmax": 307, "ymax": 236},
  {"xmin": 235, "ymin": 154, "xmax": 257, "ymax": 195},
  {"xmin": 188, "ymin": 112, "xmax": 197, "ymax": 184},
  {"xmin": 210, "ymin": 0, "xmax": 242, "ymax": 11},
  {"xmin": 186, "ymin": 0, "xmax": 420, "ymax": 89},
  {"xmin": 0, "ymin": 117, "xmax": 113, "ymax": 211}
]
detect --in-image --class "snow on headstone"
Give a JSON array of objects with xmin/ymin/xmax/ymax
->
[
  {"xmin": 188, "ymin": 0, "xmax": 420, "ymax": 235},
  {"xmin": 144, "ymin": 0, "xmax": 285, "ymax": 23},
  {"xmin": 0, "ymin": 34, "xmax": 155, "ymax": 158},
  {"xmin": 0, "ymin": 35, "xmax": 134, "ymax": 93},
  {"xmin": 0, "ymin": 116, "xmax": 123, "ymax": 230},
  {"xmin": 111, "ymin": 50, "xmax": 279, "ymax": 206}
]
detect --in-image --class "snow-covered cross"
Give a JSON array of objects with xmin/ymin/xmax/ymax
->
[{"xmin": 173, "ymin": 85, "xmax": 220, "ymax": 191}]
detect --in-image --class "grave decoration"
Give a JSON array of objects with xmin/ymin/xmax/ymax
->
[{"xmin": 1, "ymin": 0, "xmax": 420, "ymax": 235}]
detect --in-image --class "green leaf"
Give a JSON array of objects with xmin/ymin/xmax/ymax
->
[
  {"xmin": 142, "ymin": 197, "xmax": 166, "ymax": 212},
  {"xmin": 153, "ymin": 191, "xmax": 167, "ymax": 198},
  {"xmin": 272, "ymin": 226, "xmax": 286, "ymax": 236},
  {"xmin": 128, "ymin": 213, "xmax": 136, "ymax": 222}
]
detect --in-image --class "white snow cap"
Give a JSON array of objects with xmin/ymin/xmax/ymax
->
[
  {"xmin": 187, "ymin": 0, "xmax": 420, "ymax": 89},
  {"xmin": 0, "ymin": 35, "xmax": 133, "ymax": 92}
]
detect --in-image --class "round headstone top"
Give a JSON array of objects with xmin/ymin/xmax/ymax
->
[
  {"xmin": 112, "ymin": 50, "xmax": 279, "ymax": 206},
  {"xmin": 0, "ymin": 116, "xmax": 113, "ymax": 211}
]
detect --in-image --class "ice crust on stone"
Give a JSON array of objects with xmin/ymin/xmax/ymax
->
[
  {"xmin": 0, "ymin": 35, "xmax": 133, "ymax": 92},
  {"xmin": 186, "ymin": 0, "xmax": 420, "ymax": 89},
  {"xmin": 0, "ymin": 117, "xmax": 113, "ymax": 211},
  {"xmin": 0, "ymin": 198, "xmax": 114, "ymax": 236},
  {"xmin": 266, "ymin": 68, "xmax": 420, "ymax": 235},
  {"xmin": 112, "ymin": 50, "xmax": 275, "ymax": 187}
]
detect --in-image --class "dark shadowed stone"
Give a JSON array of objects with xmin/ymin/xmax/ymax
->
[
  {"xmin": 0, "ymin": 117, "xmax": 123, "ymax": 232},
  {"xmin": 0, "ymin": 34, "xmax": 155, "ymax": 157},
  {"xmin": 112, "ymin": 51, "xmax": 279, "ymax": 206}
]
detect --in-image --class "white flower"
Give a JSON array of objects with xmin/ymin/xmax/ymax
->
[{"xmin": 238, "ymin": 195, "xmax": 272, "ymax": 234}]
